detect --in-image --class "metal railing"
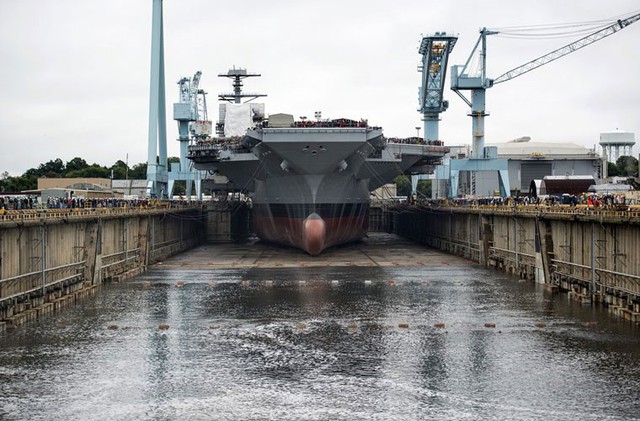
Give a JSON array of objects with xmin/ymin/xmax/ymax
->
[
  {"xmin": 0, "ymin": 249, "xmax": 147, "ymax": 303},
  {"xmin": 442, "ymin": 204, "xmax": 640, "ymax": 220},
  {"xmin": 0, "ymin": 261, "xmax": 85, "ymax": 304},
  {"xmin": 0, "ymin": 205, "xmax": 202, "ymax": 225},
  {"xmin": 101, "ymin": 249, "xmax": 141, "ymax": 269},
  {"xmin": 552, "ymin": 258, "xmax": 640, "ymax": 297}
]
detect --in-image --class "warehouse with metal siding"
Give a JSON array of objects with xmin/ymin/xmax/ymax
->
[
  {"xmin": 500, "ymin": 140, "xmax": 602, "ymax": 195},
  {"xmin": 453, "ymin": 139, "xmax": 604, "ymax": 197}
]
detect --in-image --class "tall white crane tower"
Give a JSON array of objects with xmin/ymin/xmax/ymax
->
[{"xmin": 146, "ymin": 0, "xmax": 168, "ymax": 198}]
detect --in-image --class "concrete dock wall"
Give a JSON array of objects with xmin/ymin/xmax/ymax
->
[
  {"xmin": 205, "ymin": 201, "xmax": 251, "ymax": 242},
  {"xmin": 0, "ymin": 207, "xmax": 204, "ymax": 330},
  {"xmin": 394, "ymin": 205, "xmax": 640, "ymax": 321},
  {"xmin": 369, "ymin": 204, "xmax": 394, "ymax": 233}
]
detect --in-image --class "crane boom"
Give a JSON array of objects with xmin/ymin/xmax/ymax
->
[
  {"xmin": 417, "ymin": 32, "xmax": 458, "ymax": 142},
  {"xmin": 493, "ymin": 12, "xmax": 640, "ymax": 85}
]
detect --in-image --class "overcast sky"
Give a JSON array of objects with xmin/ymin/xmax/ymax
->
[{"xmin": 1, "ymin": 0, "xmax": 639, "ymax": 176}]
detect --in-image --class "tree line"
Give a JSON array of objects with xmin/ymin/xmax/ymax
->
[
  {"xmin": 1, "ymin": 155, "xmax": 637, "ymax": 195},
  {"xmin": 607, "ymin": 156, "xmax": 639, "ymax": 178},
  {"xmin": 0, "ymin": 157, "xmax": 181, "ymax": 193}
]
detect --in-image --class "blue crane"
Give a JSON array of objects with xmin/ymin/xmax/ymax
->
[
  {"xmin": 171, "ymin": 71, "xmax": 207, "ymax": 199},
  {"xmin": 452, "ymin": 11, "xmax": 640, "ymax": 162},
  {"xmin": 445, "ymin": 10, "xmax": 640, "ymax": 197},
  {"xmin": 411, "ymin": 33, "xmax": 457, "ymax": 197},
  {"xmin": 417, "ymin": 32, "xmax": 458, "ymax": 142}
]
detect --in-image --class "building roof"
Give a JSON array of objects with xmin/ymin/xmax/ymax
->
[
  {"xmin": 488, "ymin": 139, "xmax": 597, "ymax": 159},
  {"xmin": 588, "ymin": 183, "xmax": 633, "ymax": 192},
  {"xmin": 111, "ymin": 179, "xmax": 148, "ymax": 188}
]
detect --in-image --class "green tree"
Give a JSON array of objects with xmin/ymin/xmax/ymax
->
[
  {"xmin": 173, "ymin": 180, "xmax": 186, "ymax": 195},
  {"xmin": 65, "ymin": 157, "xmax": 88, "ymax": 173},
  {"xmin": 0, "ymin": 174, "xmax": 35, "ymax": 192},
  {"xmin": 110, "ymin": 160, "xmax": 129, "ymax": 180},
  {"xmin": 607, "ymin": 162, "xmax": 621, "ymax": 177},
  {"xmin": 23, "ymin": 167, "xmax": 40, "ymax": 179},
  {"xmin": 38, "ymin": 158, "xmax": 65, "ymax": 178},
  {"xmin": 616, "ymin": 156, "xmax": 638, "ymax": 177},
  {"xmin": 129, "ymin": 163, "xmax": 147, "ymax": 179},
  {"xmin": 393, "ymin": 175, "xmax": 411, "ymax": 197},
  {"xmin": 416, "ymin": 179, "xmax": 432, "ymax": 198},
  {"xmin": 66, "ymin": 164, "xmax": 109, "ymax": 178}
]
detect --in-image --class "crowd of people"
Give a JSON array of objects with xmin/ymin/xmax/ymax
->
[
  {"xmin": 0, "ymin": 196, "xmax": 36, "ymax": 210},
  {"xmin": 414, "ymin": 192, "xmax": 631, "ymax": 209},
  {"xmin": 387, "ymin": 137, "xmax": 445, "ymax": 146},
  {"xmin": 0, "ymin": 195, "xmax": 202, "ymax": 214},
  {"xmin": 1, "ymin": 191, "xmax": 635, "ymax": 216},
  {"xmin": 44, "ymin": 197, "xmax": 153, "ymax": 209},
  {"xmin": 290, "ymin": 118, "xmax": 369, "ymax": 128}
]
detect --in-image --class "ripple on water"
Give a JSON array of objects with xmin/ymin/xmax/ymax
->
[{"xmin": 1, "ymin": 265, "xmax": 640, "ymax": 420}]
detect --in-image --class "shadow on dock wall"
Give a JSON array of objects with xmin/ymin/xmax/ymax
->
[
  {"xmin": 0, "ymin": 208, "xmax": 205, "ymax": 330},
  {"xmin": 392, "ymin": 204, "xmax": 640, "ymax": 322}
]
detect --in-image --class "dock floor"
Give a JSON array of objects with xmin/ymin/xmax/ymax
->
[{"xmin": 155, "ymin": 233, "xmax": 472, "ymax": 270}]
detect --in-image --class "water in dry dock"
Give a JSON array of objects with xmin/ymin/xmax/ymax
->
[{"xmin": 1, "ymin": 233, "xmax": 640, "ymax": 421}]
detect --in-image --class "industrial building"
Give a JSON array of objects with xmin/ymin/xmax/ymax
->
[
  {"xmin": 111, "ymin": 179, "xmax": 149, "ymax": 198},
  {"xmin": 29, "ymin": 178, "xmax": 124, "ymax": 204},
  {"xmin": 431, "ymin": 138, "xmax": 604, "ymax": 198}
]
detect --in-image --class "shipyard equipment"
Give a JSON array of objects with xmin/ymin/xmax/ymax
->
[
  {"xmin": 417, "ymin": 32, "xmax": 458, "ymax": 142},
  {"xmin": 412, "ymin": 33, "xmax": 458, "ymax": 196},
  {"xmin": 170, "ymin": 71, "xmax": 207, "ymax": 199},
  {"xmin": 146, "ymin": 0, "xmax": 206, "ymax": 199},
  {"xmin": 446, "ymin": 10, "xmax": 640, "ymax": 197},
  {"xmin": 146, "ymin": 0, "xmax": 169, "ymax": 198}
]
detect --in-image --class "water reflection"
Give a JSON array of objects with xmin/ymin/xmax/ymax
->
[{"xmin": 1, "ymin": 264, "xmax": 640, "ymax": 420}]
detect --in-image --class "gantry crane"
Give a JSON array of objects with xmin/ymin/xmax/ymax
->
[
  {"xmin": 175, "ymin": 71, "xmax": 202, "ymax": 144},
  {"xmin": 171, "ymin": 71, "xmax": 210, "ymax": 199},
  {"xmin": 411, "ymin": 32, "xmax": 458, "ymax": 197},
  {"xmin": 417, "ymin": 32, "xmax": 458, "ymax": 142},
  {"xmin": 447, "ymin": 11, "xmax": 640, "ymax": 197}
]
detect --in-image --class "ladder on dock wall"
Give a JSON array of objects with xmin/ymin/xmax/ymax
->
[{"xmin": 470, "ymin": 170, "xmax": 477, "ymax": 197}]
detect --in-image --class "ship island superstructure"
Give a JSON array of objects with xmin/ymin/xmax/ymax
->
[{"xmin": 187, "ymin": 69, "xmax": 449, "ymax": 255}]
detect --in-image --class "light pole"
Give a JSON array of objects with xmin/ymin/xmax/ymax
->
[{"xmin": 415, "ymin": 127, "xmax": 421, "ymax": 138}]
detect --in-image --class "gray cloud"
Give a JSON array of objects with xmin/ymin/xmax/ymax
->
[{"xmin": 1, "ymin": 0, "xmax": 638, "ymax": 176}]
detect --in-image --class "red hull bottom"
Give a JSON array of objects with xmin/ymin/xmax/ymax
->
[{"xmin": 253, "ymin": 214, "xmax": 368, "ymax": 255}]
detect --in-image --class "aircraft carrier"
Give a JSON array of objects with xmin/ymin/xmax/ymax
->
[{"xmin": 188, "ymin": 69, "xmax": 449, "ymax": 255}]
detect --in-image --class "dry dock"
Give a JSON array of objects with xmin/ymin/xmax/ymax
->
[{"xmin": 3, "ymin": 201, "xmax": 640, "ymax": 329}]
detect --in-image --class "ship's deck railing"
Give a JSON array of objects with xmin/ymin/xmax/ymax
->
[
  {"xmin": 387, "ymin": 137, "xmax": 445, "ymax": 146},
  {"xmin": 288, "ymin": 118, "xmax": 369, "ymax": 128},
  {"xmin": 188, "ymin": 137, "xmax": 251, "ymax": 154},
  {"xmin": 386, "ymin": 143, "xmax": 450, "ymax": 156}
]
